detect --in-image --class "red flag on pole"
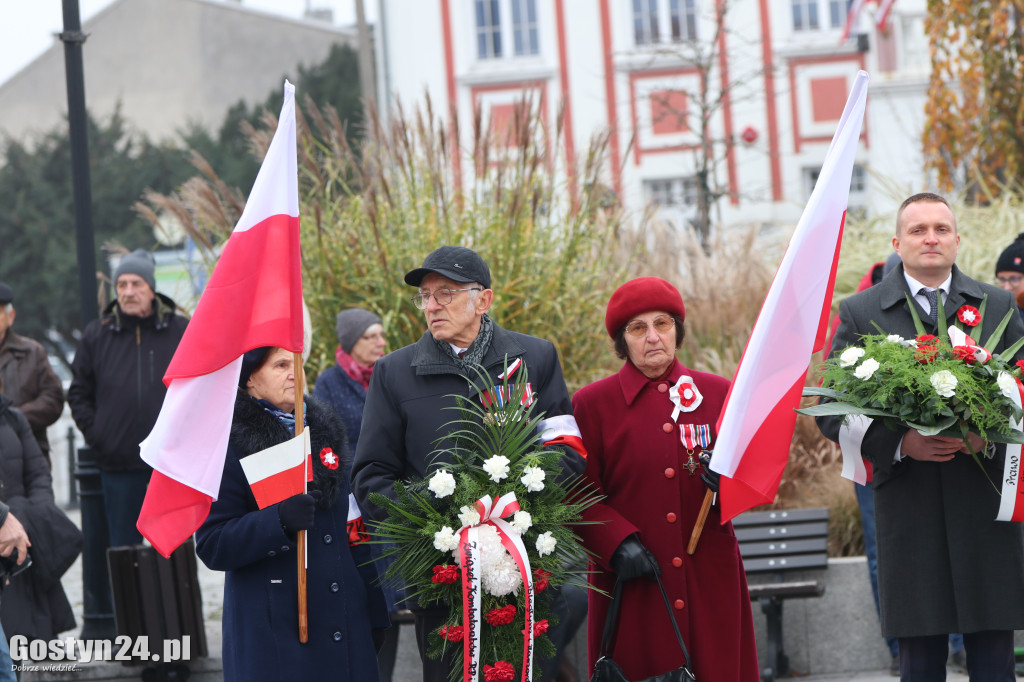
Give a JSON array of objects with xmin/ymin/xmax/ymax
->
[
  {"xmin": 875, "ymin": 0, "xmax": 896, "ymax": 32},
  {"xmin": 840, "ymin": 0, "xmax": 868, "ymax": 42},
  {"xmin": 710, "ymin": 71, "xmax": 870, "ymax": 523},
  {"xmin": 136, "ymin": 81, "xmax": 303, "ymax": 557}
]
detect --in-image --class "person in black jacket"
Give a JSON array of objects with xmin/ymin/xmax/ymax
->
[
  {"xmin": 352, "ymin": 245, "xmax": 588, "ymax": 682},
  {"xmin": 68, "ymin": 249, "xmax": 188, "ymax": 546}
]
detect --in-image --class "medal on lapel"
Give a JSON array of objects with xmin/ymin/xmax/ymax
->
[{"xmin": 680, "ymin": 424, "xmax": 711, "ymax": 476}]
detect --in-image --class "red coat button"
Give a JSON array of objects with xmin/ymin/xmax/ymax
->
[
  {"xmin": 672, "ymin": 557, "xmax": 683, "ymax": 567},
  {"xmin": 658, "ymin": 383, "xmax": 669, "ymax": 393},
  {"xmin": 664, "ymin": 468, "xmax": 675, "ymax": 479},
  {"xmin": 662, "ymin": 423, "xmax": 673, "ymax": 433},
  {"xmin": 674, "ymin": 599, "xmax": 685, "ymax": 610},
  {"xmin": 666, "ymin": 512, "xmax": 677, "ymax": 523}
]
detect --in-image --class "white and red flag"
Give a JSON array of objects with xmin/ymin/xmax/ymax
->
[
  {"xmin": 839, "ymin": 0, "xmax": 868, "ymax": 42},
  {"xmin": 710, "ymin": 71, "xmax": 869, "ymax": 523},
  {"xmin": 875, "ymin": 0, "xmax": 896, "ymax": 33},
  {"xmin": 240, "ymin": 431, "xmax": 311, "ymax": 509},
  {"xmin": 137, "ymin": 81, "xmax": 303, "ymax": 557}
]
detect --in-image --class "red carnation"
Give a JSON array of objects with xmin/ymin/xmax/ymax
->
[
  {"xmin": 957, "ymin": 305, "xmax": 981, "ymax": 327},
  {"xmin": 485, "ymin": 604, "xmax": 517, "ymax": 626},
  {"xmin": 1017, "ymin": 360, "xmax": 1024, "ymax": 372},
  {"xmin": 915, "ymin": 345, "xmax": 939, "ymax": 364},
  {"xmin": 431, "ymin": 564, "xmax": 460, "ymax": 584},
  {"xmin": 533, "ymin": 568, "xmax": 551, "ymax": 593},
  {"xmin": 532, "ymin": 619, "xmax": 550, "ymax": 637},
  {"xmin": 484, "ymin": 661, "xmax": 516, "ymax": 682},
  {"xmin": 438, "ymin": 625, "xmax": 464, "ymax": 642},
  {"xmin": 952, "ymin": 346, "xmax": 977, "ymax": 364},
  {"xmin": 916, "ymin": 334, "xmax": 938, "ymax": 345}
]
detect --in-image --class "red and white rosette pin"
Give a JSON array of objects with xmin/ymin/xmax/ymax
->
[
  {"xmin": 669, "ymin": 375, "xmax": 703, "ymax": 421},
  {"xmin": 457, "ymin": 493, "xmax": 535, "ymax": 682}
]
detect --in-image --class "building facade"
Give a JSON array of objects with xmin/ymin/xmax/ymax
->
[{"xmin": 374, "ymin": 0, "xmax": 931, "ymax": 229}]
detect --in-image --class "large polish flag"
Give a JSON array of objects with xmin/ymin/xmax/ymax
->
[
  {"xmin": 137, "ymin": 81, "xmax": 303, "ymax": 557},
  {"xmin": 710, "ymin": 71, "xmax": 869, "ymax": 523}
]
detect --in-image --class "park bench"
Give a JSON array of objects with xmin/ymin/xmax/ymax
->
[{"xmin": 734, "ymin": 507, "xmax": 830, "ymax": 682}]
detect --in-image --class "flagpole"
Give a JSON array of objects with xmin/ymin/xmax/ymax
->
[
  {"xmin": 294, "ymin": 352, "xmax": 308, "ymax": 643},
  {"xmin": 686, "ymin": 489, "xmax": 714, "ymax": 555}
]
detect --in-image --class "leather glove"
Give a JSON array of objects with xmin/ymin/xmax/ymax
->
[
  {"xmin": 609, "ymin": 535, "xmax": 660, "ymax": 581},
  {"xmin": 278, "ymin": 490, "xmax": 322, "ymax": 536},
  {"xmin": 699, "ymin": 452, "xmax": 720, "ymax": 494}
]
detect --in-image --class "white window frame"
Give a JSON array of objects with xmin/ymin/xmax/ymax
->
[
  {"xmin": 474, "ymin": 0, "xmax": 541, "ymax": 61},
  {"xmin": 633, "ymin": 0, "xmax": 699, "ymax": 47}
]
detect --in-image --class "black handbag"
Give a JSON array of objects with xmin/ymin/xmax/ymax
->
[{"xmin": 590, "ymin": 574, "xmax": 696, "ymax": 682}]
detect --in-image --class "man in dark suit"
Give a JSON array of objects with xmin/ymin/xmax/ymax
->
[{"xmin": 818, "ymin": 193, "xmax": 1024, "ymax": 681}]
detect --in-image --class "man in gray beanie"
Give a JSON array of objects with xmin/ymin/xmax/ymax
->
[{"xmin": 68, "ymin": 249, "xmax": 188, "ymax": 548}]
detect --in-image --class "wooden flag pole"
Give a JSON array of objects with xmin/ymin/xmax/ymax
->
[
  {"xmin": 293, "ymin": 353, "xmax": 308, "ymax": 643},
  {"xmin": 687, "ymin": 489, "xmax": 714, "ymax": 555}
]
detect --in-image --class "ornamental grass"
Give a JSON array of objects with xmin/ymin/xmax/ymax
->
[{"xmin": 137, "ymin": 93, "xmax": 1024, "ymax": 556}]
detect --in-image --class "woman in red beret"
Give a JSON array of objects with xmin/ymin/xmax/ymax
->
[{"xmin": 573, "ymin": 277, "xmax": 758, "ymax": 681}]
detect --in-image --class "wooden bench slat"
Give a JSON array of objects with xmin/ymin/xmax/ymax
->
[
  {"xmin": 732, "ymin": 508, "xmax": 830, "ymax": 526},
  {"xmin": 740, "ymin": 537, "xmax": 828, "ymax": 558},
  {"xmin": 742, "ymin": 553, "xmax": 829, "ymax": 573},
  {"xmin": 734, "ymin": 520, "xmax": 829, "ymax": 542},
  {"xmin": 747, "ymin": 581, "xmax": 825, "ymax": 600}
]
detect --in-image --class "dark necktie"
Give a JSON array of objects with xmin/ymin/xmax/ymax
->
[
  {"xmin": 457, "ymin": 349, "xmax": 467, "ymax": 359},
  {"xmin": 919, "ymin": 288, "xmax": 939, "ymax": 326}
]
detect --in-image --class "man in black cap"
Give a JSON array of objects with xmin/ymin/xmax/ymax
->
[
  {"xmin": 68, "ymin": 249, "xmax": 189, "ymax": 546},
  {"xmin": 0, "ymin": 282, "xmax": 64, "ymax": 460},
  {"xmin": 352, "ymin": 245, "xmax": 588, "ymax": 682},
  {"xmin": 995, "ymin": 233, "xmax": 1024, "ymax": 318}
]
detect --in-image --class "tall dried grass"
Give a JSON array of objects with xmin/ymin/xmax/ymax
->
[{"xmin": 138, "ymin": 93, "xmax": 1024, "ymax": 557}]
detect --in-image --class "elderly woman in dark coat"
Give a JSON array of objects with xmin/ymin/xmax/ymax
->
[
  {"xmin": 572, "ymin": 277, "xmax": 759, "ymax": 682},
  {"xmin": 0, "ymin": 387, "xmax": 76, "ymax": 644},
  {"xmin": 196, "ymin": 347, "xmax": 389, "ymax": 682}
]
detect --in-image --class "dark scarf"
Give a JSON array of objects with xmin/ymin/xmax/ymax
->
[
  {"xmin": 231, "ymin": 393, "xmax": 346, "ymax": 509},
  {"xmin": 432, "ymin": 313, "xmax": 494, "ymax": 370}
]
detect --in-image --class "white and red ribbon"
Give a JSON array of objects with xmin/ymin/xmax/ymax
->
[
  {"xmin": 669, "ymin": 375, "xmax": 703, "ymax": 421},
  {"xmin": 948, "ymin": 326, "xmax": 992, "ymax": 364},
  {"xmin": 457, "ymin": 493, "xmax": 535, "ymax": 681},
  {"xmin": 996, "ymin": 377, "xmax": 1024, "ymax": 522}
]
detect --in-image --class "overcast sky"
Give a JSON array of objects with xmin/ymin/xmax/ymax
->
[{"xmin": 0, "ymin": 0, "xmax": 369, "ymax": 87}]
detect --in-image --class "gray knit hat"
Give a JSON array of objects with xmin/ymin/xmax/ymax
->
[
  {"xmin": 114, "ymin": 249, "xmax": 156, "ymax": 291},
  {"xmin": 335, "ymin": 308, "xmax": 382, "ymax": 353}
]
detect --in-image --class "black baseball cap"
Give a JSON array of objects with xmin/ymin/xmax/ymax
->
[
  {"xmin": 404, "ymin": 246, "xmax": 491, "ymax": 289},
  {"xmin": 0, "ymin": 282, "xmax": 12, "ymax": 304}
]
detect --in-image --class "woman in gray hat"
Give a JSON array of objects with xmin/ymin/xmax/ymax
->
[
  {"xmin": 313, "ymin": 308, "xmax": 386, "ymax": 451},
  {"xmin": 313, "ymin": 308, "xmax": 403, "ymax": 681}
]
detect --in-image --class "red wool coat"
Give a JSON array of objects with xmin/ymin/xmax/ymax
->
[{"xmin": 573, "ymin": 359, "xmax": 759, "ymax": 682}]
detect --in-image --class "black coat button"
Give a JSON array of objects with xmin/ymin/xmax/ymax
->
[
  {"xmin": 330, "ymin": 582, "xmax": 340, "ymax": 593},
  {"xmin": 332, "ymin": 631, "xmax": 343, "ymax": 642},
  {"xmin": 323, "ymin": 534, "xmax": 334, "ymax": 544}
]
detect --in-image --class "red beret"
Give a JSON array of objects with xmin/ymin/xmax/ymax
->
[{"xmin": 605, "ymin": 277, "xmax": 685, "ymax": 338}]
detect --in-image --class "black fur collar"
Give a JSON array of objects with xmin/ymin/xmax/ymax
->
[{"xmin": 230, "ymin": 391, "xmax": 348, "ymax": 509}]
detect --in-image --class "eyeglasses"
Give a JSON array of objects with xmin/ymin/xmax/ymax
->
[
  {"xmin": 997, "ymin": 275, "xmax": 1024, "ymax": 286},
  {"xmin": 624, "ymin": 315, "xmax": 675, "ymax": 338},
  {"xmin": 412, "ymin": 287, "xmax": 483, "ymax": 310}
]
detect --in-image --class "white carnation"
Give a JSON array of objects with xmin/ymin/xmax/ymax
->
[
  {"xmin": 885, "ymin": 334, "xmax": 905, "ymax": 344},
  {"xmin": 853, "ymin": 358, "xmax": 880, "ymax": 380},
  {"xmin": 468, "ymin": 526, "xmax": 522, "ymax": 597},
  {"xmin": 433, "ymin": 526, "xmax": 460, "ymax": 552},
  {"xmin": 997, "ymin": 371, "xmax": 1018, "ymax": 400},
  {"xmin": 427, "ymin": 469, "xmax": 456, "ymax": 498},
  {"xmin": 510, "ymin": 510, "xmax": 533, "ymax": 534},
  {"xmin": 535, "ymin": 531, "xmax": 557, "ymax": 557},
  {"xmin": 930, "ymin": 370, "xmax": 958, "ymax": 398},
  {"xmin": 521, "ymin": 466, "xmax": 546, "ymax": 492},
  {"xmin": 482, "ymin": 455, "xmax": 511, "ymax": 482},
  {"xmin": 839, "ymin": 347, "xmax": 866, "ymax": 367},
  {"xmin": 458, "ymin": 505, "xmax": 479, "ymax": 529}
]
